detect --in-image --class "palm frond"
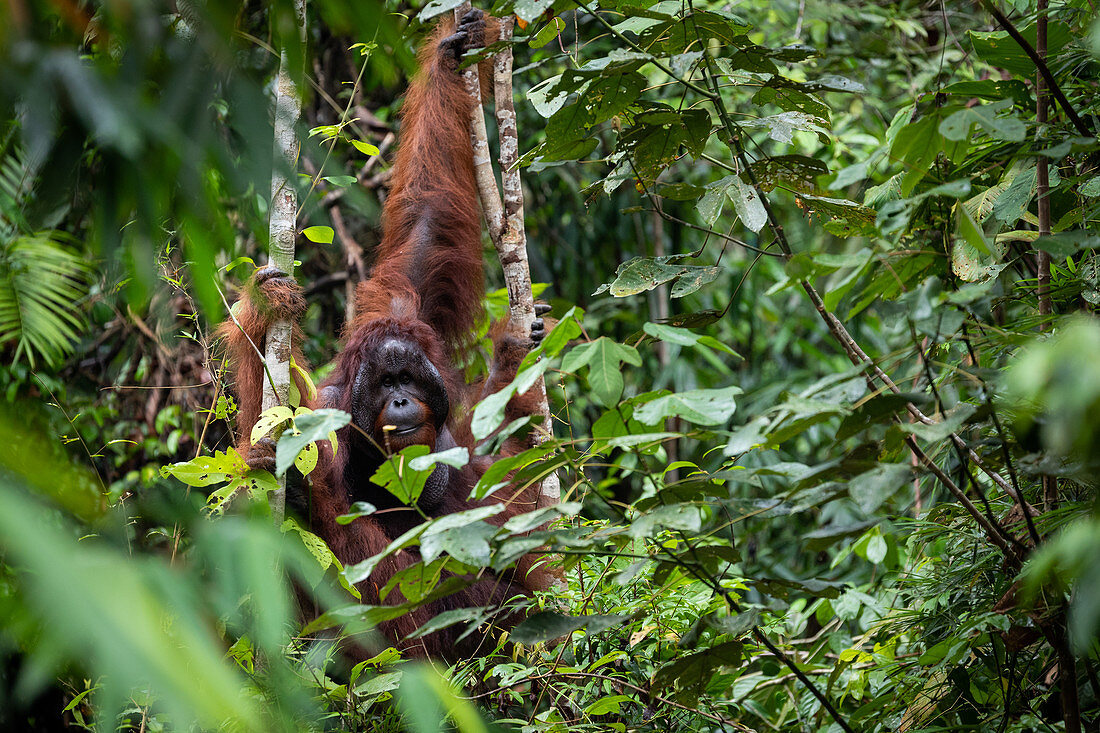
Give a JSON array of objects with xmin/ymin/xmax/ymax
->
[{"xmin": 0, "ymin": 232, "xmax": 91, "ymax": 369}]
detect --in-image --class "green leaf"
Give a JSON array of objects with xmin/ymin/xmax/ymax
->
[
  {"xmin": 848, "ymin": 463, "xmax": 911, "ymax": 514},
  {"xmin": 730, "ymin": 175, "xmax": 768, "ymax": 232},
  {"xmin": 1081, "ymin": 176, "xmax": 1100, "ymax": 197},
  {"xmin": 416, "ymin": 0, "xmax": 464, "ymax": 20},
  {"xmin": 470, "ymin": 382, "xmax": 516, "ymax": 441},
  {"xmin": 514, "ymin": 0, "xmax": 554, "ymax": 23},
  {"xmin": 670, "ymin": 266, "xmax": 721, "ymax": 297},
  {"xmin": 595, "ymin": 256, "xmax": 721, "ymax": 298},
  {"xmin": 293, "ymin": 440, "xmax": 318, "ymax": 475},
  {"xmin": 510, "ymin": 611, "xmax": 631, "ymax": 645},
  {"xmin": 642, "ymin": 322, "xmax": 740, "ymax": 358},
  {"xmin": 336, "ymin": 502, "xmax": 378, "ymax": 524},
  {"xmin": 891, "ymin": 114, "xmax": 942, "ymax": 196},
  {"xmin": 275, "ymin": 408, "xmax": 351, "ymax": 476},
  {"xmin": 471, "ymin": 444, "xmax": 556, "ymax": 499},
  {"xmin": 969, "ymin": 24, "xmax": 1073, "ymax": 77},
  {"xmin": 302, "ymin": 225, "xmax": 334, "ymax": 244},
  {"xmin": 409, "ymin": 608, "xmax": 485, "ymax": 639},
  {"xmin": 161, "ymin": 448, "xmax": 248, "ymax": 487},
  {"xmin": 529, "ymin": 16, "xmax": 566, "ymax": 48},
  {"xmin": 740, "ymin": 112, "xmax": 828, "ymax": 146},
  {"xmin": 797, "ymin": 194, "xmax": 877, "ymax": 238},
  {"xmin": 651, "ymin": 641, "xmax": 742, "ymax": 694},
  {"xmin": 753, "ymin": 153, "xmax": 831, "ymax": 193},
  {"xmin": 992, "ymin": 166, "xmax": 1036, "ymax": 223},
  {"xmin": 421, "ymin": 520, "xmax": 497, "ymax": 566},
  {"xmin": 629, "ymin": 503, "xmax": 704, "ymax": 538},
  {"xmin": 0, "ymin": 233, "xmax": 92, "ymax": 368},
  {"xmin": 632, "ymin": 386, "xmax": 740, "ymax": 426},
  {"xmin": 370, "ymin": 445, "xmax": 433, "ymax": 505},
  {"xmin": 711, "ymin": 608, "xmax": 760, "ymax": 638},
  {"xmin": 351, "ymin": 139, "xmax": 381, "ymax": 156},
  {"xmin": 939, "ymin": 100, "xmax": 1026, "ymax": 143},
  {"xmin": 582, "ymin": 338, "xmax": 641, "ymax": 406},
  {"xmin": 409, "ymin": 446, "xmax": 469, "ymax": 472},
  {"xmin": 282, "ymin": 517, "xmax": 338, "ymax": 575},
  {"xmin": 527, "ymin": 74, "xmax": 571, "ymax": 118},
  {"xmin": 941, "ymin": 79, "xmax": 1032, "ymax": 107},
  {"xmin": 418, "ymin": 505, "xmax": 504, "ymax": 564},
  {"xmin": 753, "ymin": 84, "xmax": 830, "ymax": 120},
  {"xmin": 1034, "ymin": 231, "xmax": 1100, "ymax": 257},
  {"xmin": 697, "ymin": 176, "xmax": 733, "ymax": 225},
  {"xmin": 585, "ymin": 695, "xmax": 633, "ymax": 716},
  {"xmin": 589, "ymin": 73, "xmax": 645, "ymax": 124},
  {"xmin": 251, "ymin": 405, "xmax": 293, "ymax": 445},
  {"xmin": 354, "ymin": 670, "xmax": 403, "ymax": 698},
  {"xmin": 323, "ymin": 175, "xmax": 357, "ymax": 187},
  {"xmin": 956, "ymin": 202, "xmax": 992, "ymax": 256}
]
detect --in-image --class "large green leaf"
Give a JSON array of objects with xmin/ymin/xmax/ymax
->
[{"xmin": 632, "ymin": 386, "xmax": 741, "ymax": 426}]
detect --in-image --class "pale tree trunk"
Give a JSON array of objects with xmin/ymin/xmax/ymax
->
[
  {"xmin": 455, "ymin": 11, "xmax": 504, "ymax": 245},
  {"xmin": 491, "ymin": 16, "xmax": 559, "ymax": 507},
  {"xmin": 263, "ymin": 0, "xmax": 307, "ymax": 523},
  {"xmin": 456, "ymin": 7, "xmax": 559, "ymax": 507}
]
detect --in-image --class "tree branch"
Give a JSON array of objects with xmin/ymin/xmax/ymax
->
[{"xmin": 976, "ymin": 0, "xmax": 1091, "ymax": 137}]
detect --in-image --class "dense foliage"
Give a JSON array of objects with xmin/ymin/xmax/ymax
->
[{"xmin": 1, "ymin": 0, "xmax": 1099, "ymax": 731}]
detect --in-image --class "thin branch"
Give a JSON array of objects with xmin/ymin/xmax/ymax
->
[
  {"xmin": 960, "ymin": 322, "xmax": 1041, "ymax": 546},
  {"xmin": 330, "ymin": 204, "xmax": 366, "ymax": 324},
  {"xmin": 572, "ymin": 0, "xmax": 717, "ymax": 100},
  {"xmin": 976, "ymin": 0, "xmax": 1091, "ymax": 137}
]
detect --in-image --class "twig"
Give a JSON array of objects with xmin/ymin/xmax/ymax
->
[
  {"xmin": 467, "ymin": 669, "xmax": 752, "ymax": 730},
  {"xmin": 330, "ymin": 204, "xmax": 366, "ymax": 324}
]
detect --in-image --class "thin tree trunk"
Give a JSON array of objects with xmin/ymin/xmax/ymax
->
[
  {"xmin": 1035, "ymin": 0, "xmax": 1057, "ymax": 514},
  {"xmin": 457, "ymin": 7, "xmax": 559, "ymax": 507},
  {"xmin": 454, "ymin": 7, "xmax": 505, "ymax": 245},
  {"xmin": 1035, "ymin": 6, "xmax": 1077, "ymax": 730},
  {"xmin": 263, "ymin": 0, "xmax": 306, "ymax": 523},
  {"xmin": 491, "ymin": 16, "xmax": 559, "ymax": 506}
]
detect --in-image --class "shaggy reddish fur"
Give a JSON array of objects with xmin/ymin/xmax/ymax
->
[{"xmin": 219, "ymin": 16, "xmax": 554, "ymax": 658}]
